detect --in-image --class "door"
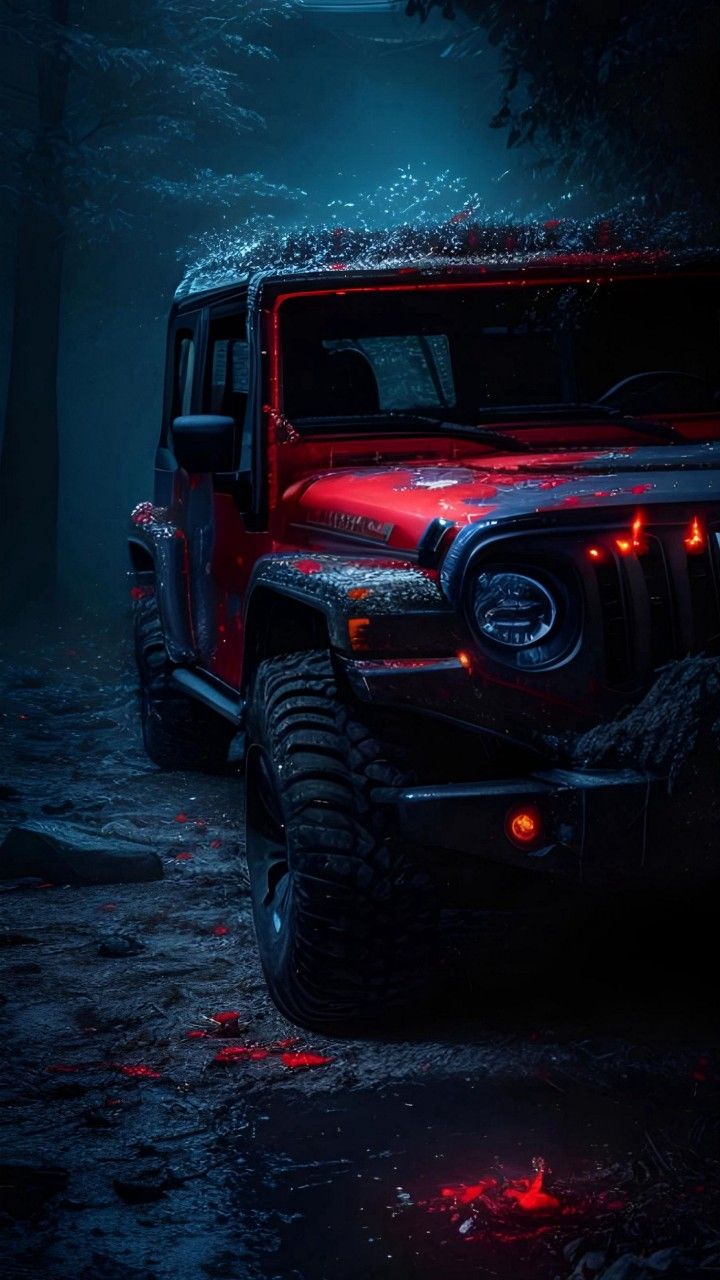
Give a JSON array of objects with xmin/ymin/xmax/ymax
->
[{"xmin": 197, "ymin": 307, "xmax": 272, "ymax": 687}]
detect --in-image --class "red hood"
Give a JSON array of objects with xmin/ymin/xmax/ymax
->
[{"xmin": 283, "ymin": 443, "xmax": 720, "ymax": 553}]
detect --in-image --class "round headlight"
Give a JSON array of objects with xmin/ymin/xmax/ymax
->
[{"xmin": 471, "ymin": 571, "xmax": 558, "ymax": 648}]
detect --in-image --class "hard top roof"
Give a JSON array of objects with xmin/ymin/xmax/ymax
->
[
  {"xmin": 175, "ymin": 249, "xmax": 719, "ymax": 314},
  {"xmin": 174, "ymin": 217, "xmax": 718, "ymax": 310}
]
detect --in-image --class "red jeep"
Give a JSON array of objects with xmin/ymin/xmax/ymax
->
[{"xmin": 130, "ymin": 254, "xmax": 720, "ymax": 1026}]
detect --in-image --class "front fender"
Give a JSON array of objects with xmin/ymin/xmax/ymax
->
[{"xmin": 246, "ymin": 552, "xmax": 459, "ymax": 655}]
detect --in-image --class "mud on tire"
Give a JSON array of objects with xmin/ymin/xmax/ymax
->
[
  {"xmin": 245, "ymin": 649, "xmax": 437, "ymax": 1028},
  {"xmin": 134, "ymin": 595, "xmax": 235, "ymax": 772}
]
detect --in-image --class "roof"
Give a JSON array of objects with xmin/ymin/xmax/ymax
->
[{"xmin": 174, "ymin": 218, "xmax": 719, "ymax": 306}]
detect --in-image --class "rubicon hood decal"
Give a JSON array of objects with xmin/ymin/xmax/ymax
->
[{"xmin": 303, "ymin": 508, "xmax": 394, "ymax": 543}]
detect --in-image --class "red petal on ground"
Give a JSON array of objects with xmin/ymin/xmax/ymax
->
[
  {"xmin": 280, "ymin": 1052, "xmax": 333, "ymax": 1070},
  {"xmin": 211, "ymin": 924, "xmax": 230, "ymax": 937},
  {"xmin": 117, "ymin": 1064, "xmax": 163, "ymax": 1080},
  {"xmin": 210, "ymin": 1010, "xmax": 240, "ymax": 1029},
  {"xmin": 213, "ymin": 1046, "xmax": 252, "ymax": 1064}
]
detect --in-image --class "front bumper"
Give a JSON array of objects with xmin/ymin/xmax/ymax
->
[{"xmin": 377, "ymin": 754, "xmax": 719, "ymax": 887}]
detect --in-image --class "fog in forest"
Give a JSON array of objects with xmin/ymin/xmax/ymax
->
[{"xmin": 1, "ymin": 1, "xmax": 717, "ymax": 615}]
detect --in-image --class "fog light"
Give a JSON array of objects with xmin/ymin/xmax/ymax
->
[{"xmin": 506, "ymin": 805, "xmax": 542, "ymax": 848}]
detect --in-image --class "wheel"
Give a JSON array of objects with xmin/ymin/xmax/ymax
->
[
  {"xmin": 134, "ymin": 594, "xmax": 235, "ymax": 772},
  {"xmin": 244, "ymin": 649, "xmax": 437, "ymax": 1028}
]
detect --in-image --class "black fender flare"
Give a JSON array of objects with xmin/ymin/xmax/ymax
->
[
  {"xmin": 242, "ymin": 552, "xmax": 451, "ymax": 692},
  {"xmin": 128, "ymin": 508, "xmax": 195, "ymax": 664}
]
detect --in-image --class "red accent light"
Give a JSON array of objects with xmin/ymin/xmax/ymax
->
[
  {"xmin": 684, "ymin": 515, "xmax": 705, "ymax": 552},
  {"xmin": 506, "ymin": 805, "xmax": 542, "ymax": 847},
  {"xmin": 616, "ymin": 511, "xmax": 646, "ymax": 556},
  {"xmin": 587, "ymin": 546, "xmax": 603, "ymax": 561}
]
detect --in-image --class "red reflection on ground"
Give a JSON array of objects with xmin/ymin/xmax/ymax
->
[
  {"xmin": 441, "ymin": 1179, "xmax": 496, "ymax": 1205},
  {"xmin": 504, "ymin": 1169, "xmax": 560, "ymax": 1213}
]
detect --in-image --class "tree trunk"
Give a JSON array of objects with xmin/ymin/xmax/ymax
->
[{"xmin": 0, "ymin": 0, "xmax": 69, "ymax": 618}]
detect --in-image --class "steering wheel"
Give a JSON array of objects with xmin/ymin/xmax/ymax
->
[{"xmin": 597, "ymin": 370, "xmax": 718, "ymax": 413}]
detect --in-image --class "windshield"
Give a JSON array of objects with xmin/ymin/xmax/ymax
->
[{"xmin": 279, "ymin": 276, "xmax": 720, "ymax": 426}]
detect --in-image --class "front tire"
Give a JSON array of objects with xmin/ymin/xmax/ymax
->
[{"xmin": 245, "ymin": 650, "xmax": 436, "ymax": 1028}]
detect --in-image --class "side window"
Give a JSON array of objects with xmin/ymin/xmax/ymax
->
[
  {"xmin": 174, "ymin": 332, "xmax": 195, "ymax": 417},
  {"xmin": 206, "ymin": 314, "xmax": 249, "ymax": 424}
]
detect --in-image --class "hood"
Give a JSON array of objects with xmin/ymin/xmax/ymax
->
[{"xmin": 284, "ymin": 442, "xmax": 720, "ymax": 554}]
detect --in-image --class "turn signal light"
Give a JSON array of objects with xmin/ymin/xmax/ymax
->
[
  {"xmin": 505, "ymin": 805, "xmax": 542, "ymax": 848},
  {"xmin": 347, "ymin": 618, "xmax": 371, "ymax": 650}
]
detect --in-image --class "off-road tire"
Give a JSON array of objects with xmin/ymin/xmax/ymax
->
[
  {"xmin": 134, "ymin": 595, "xmax": 235, "ymax": 772},
  {"xmin": 245, "ymin": 649, "xmax": 437, "ymax": 1028}
]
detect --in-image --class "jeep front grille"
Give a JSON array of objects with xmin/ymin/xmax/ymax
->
[{"xmin": 591, "ymin": 524, "xmax": 720, "ymax": 688}]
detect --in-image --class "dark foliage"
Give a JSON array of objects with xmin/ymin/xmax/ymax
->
[
  {"xmin": 0, "ymin": 1, "xmax": 295, "ymax": 613},
  {"xmin": 407, "ymin": 1, "xmax": 720, "ymax": 215}
]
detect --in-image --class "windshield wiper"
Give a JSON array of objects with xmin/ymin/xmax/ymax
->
[
  {"xmin": 295, "ymin": 411, "xmax": 529, "ymax": 452},
  {"xmin": 385, "ymin": 411, "xmax": 530, "ymax": 451},
  {"xmin": 471, "ymin": 402, "xmax": 685, "ymax": 443}
]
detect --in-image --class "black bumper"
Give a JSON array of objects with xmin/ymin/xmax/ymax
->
[{"xmin": 378, "ymin": 756, "xmax": 720, "ymax": 887}]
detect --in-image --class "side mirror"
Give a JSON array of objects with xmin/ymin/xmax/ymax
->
[{"xmin": 172, "ymin": 415, "xmax": 235, "ymax": 472}]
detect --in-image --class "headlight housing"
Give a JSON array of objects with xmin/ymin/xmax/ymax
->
[{"xmin": 470, "ymin": 570, "xmax": 558, "ymax": 649}]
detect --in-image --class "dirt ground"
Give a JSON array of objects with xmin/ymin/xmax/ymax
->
[{"xmin": 1, "ymin": 615, "xmax": 719, "ymax": 1280}]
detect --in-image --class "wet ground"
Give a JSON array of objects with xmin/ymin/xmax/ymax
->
[{"xmin": 1, "ymin": 615, "xmax": 719, "ymax": 1280}]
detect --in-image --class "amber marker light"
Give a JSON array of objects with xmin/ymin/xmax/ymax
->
[
  {"xmin": 457, "ymin": 650, "xmax": 472, "ymax": 671},
  {"xmin": 684, "ymin": 515, "xmax": 705, "ymax": 552},
  {"xmin": 347, "ymin": 618, "xmax": 371, "ymax": 650},
  {"xmin": 615, "ymin": 512, "xmax": 646, "ymax": 556},
  {"xmin": 505, "ymin": 805, "xmax": 543, "ymax": 848}
]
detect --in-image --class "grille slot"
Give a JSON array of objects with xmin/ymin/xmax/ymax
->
[
  {"xmin": 637, "ymin": 538, "xmax": 676, "ymax": 668},
  {"xmin": 593, "ymin": 557, "xmax": 633, "ymax": 685},
  {"xmin": 686, "ymin": 543, "xmax": 720, "ymax": 654}
]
